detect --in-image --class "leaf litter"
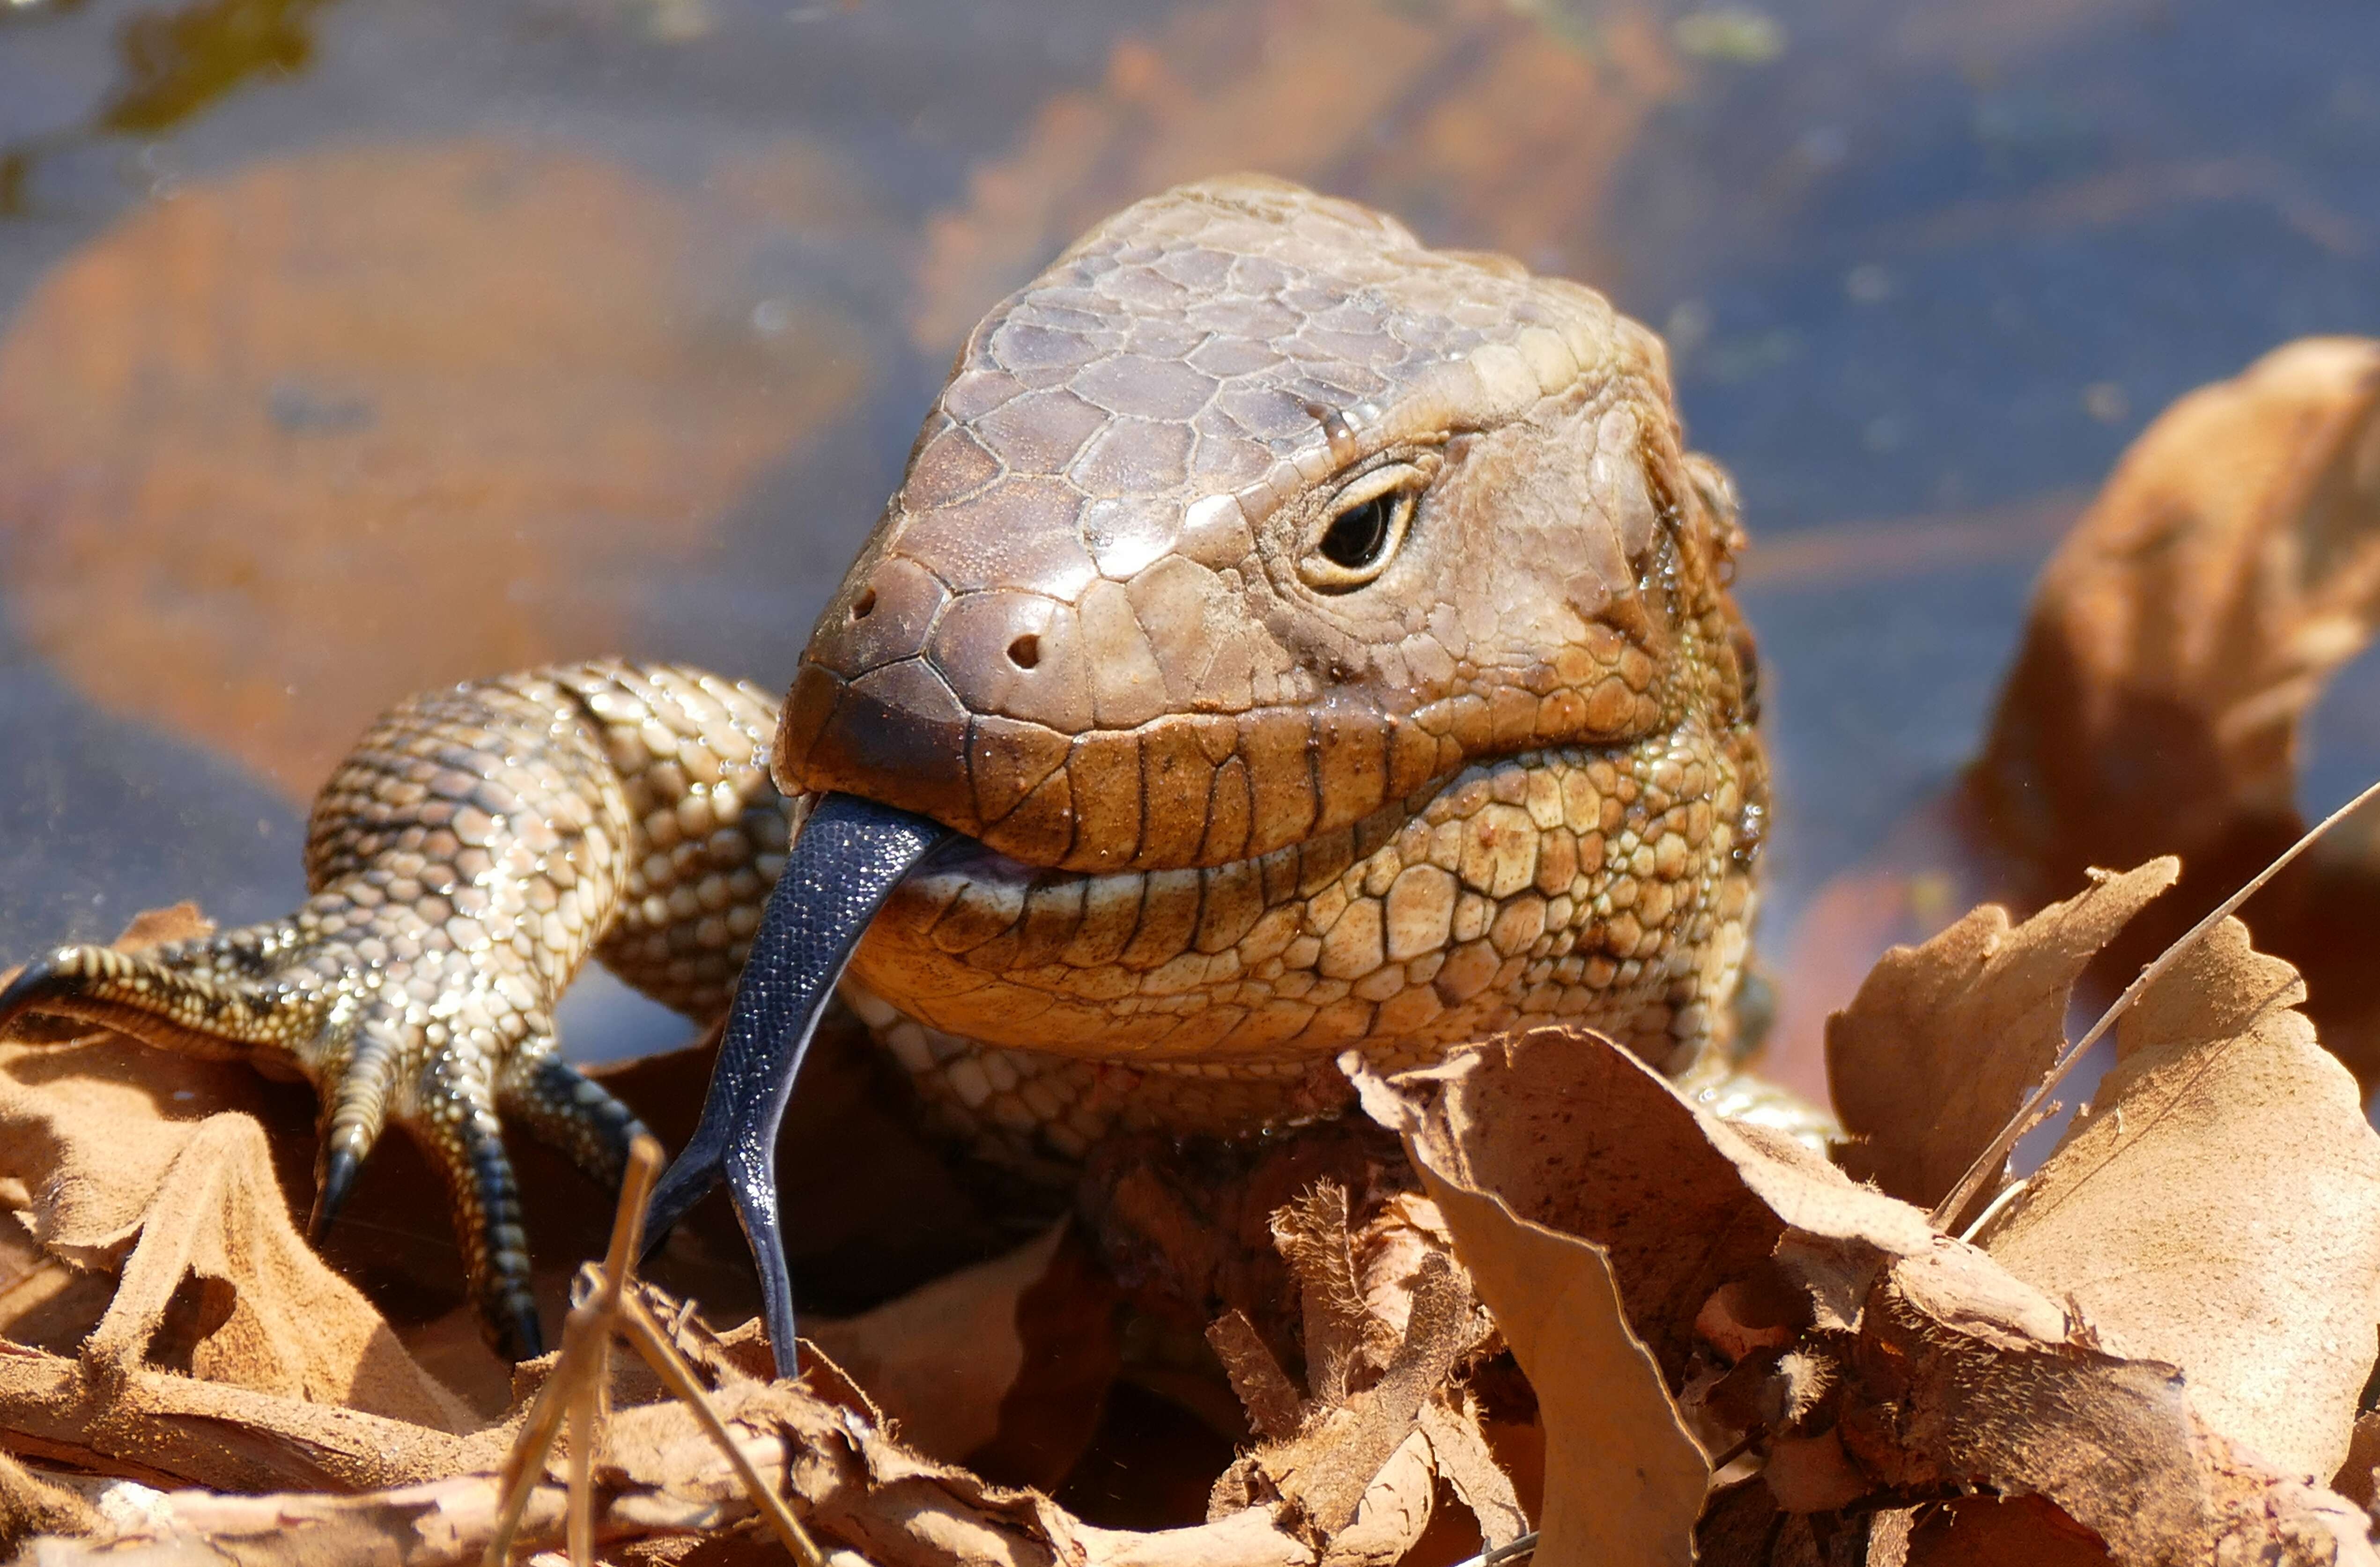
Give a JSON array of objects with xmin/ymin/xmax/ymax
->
[{"xmin": 7, "ymin": 342, "xmax": 2380, "ymax": 1564}]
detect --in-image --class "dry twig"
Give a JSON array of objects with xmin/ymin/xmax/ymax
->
[{"xmin": 480, "ymin": 1136, "xmax": 827, "ymax": 1567}]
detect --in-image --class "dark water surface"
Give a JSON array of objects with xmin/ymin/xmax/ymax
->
[{"xmin": 4, "ymin": 0, "xmax": 2380, "ymax": 1069}]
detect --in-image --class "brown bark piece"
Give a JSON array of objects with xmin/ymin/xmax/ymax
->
[
  {"xmin": 1825, "ymin": 859, "xmax": 2178, "ymax": 1214},
  {"xmin": 1986, "ymin": 916, "xmax": 2380, "ymax": 1483}
]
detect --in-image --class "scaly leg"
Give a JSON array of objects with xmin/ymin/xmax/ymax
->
[{"xmin": 0, "ymin": 662, "xmax": 798, "ymax": 1359}]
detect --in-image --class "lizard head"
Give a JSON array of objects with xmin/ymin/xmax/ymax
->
[
  {"xmin": 773, "ymin": 176, "xmax": 1764, "ymax": 1069},
  {"xmin": 780, "ymin": 175, "xmax": 1758, "ymax": 874}
]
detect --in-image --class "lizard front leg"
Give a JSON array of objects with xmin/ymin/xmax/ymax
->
[{"xmin": 0, "ymin": 661, "xmax": 797, "ymax": 1358}]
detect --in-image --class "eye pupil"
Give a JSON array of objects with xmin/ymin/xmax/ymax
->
[{"xmin": 1319, "ymin": 496, "xmax": 1393, "ymax": 569}]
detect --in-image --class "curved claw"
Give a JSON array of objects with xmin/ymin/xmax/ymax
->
[
  {"xmin": 310, "ymin": 1145, "xmax": 363, "ymax": 1241},
  {"xmin": 0, "ymin": 944, "xmax": 274, "ymax": 1058},
  {"xmin": 0, "ymin": 957, "xmax": 69, "ymax": 1037},
  {"xmin": 643, "ymin": 792, "xmax": 951, "ymax": 1377}
]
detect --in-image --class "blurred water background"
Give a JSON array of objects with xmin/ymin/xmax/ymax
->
[{"xmin": 3, "ymin": 0, "xmax": 2377, "ymax": 1068}]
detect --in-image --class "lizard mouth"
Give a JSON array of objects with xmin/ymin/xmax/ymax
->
[{"xmin": 643, "ymin": 790, "xmax": 952, "ymax": 1377}]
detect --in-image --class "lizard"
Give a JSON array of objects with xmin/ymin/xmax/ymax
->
[{"xmin": 0, "ymin": 176, "xmax": 1793, "ymax": 1369}]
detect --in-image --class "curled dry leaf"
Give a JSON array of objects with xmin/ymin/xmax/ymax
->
[
  {"xmin": 1348, "ymin": 1030, "xmax": 1938, "ymax": 1567},
  {"xmin": 1347, "ymin": 1033, "xmax": 1922, "ymax": 1395},
  {"xmin": 1826, "ymin": 858, "xmax": 2179, "ymax": 1216},
  {"xmin": 1985, "ymin": 915, "xmax": 2380, "ymax": 1483},
  {"xmin": 1403, "ymin": 1155, "xmax": 1703, "ymax": 1567},
  {"xmin": 1980, "ymin": 337, "xmax": 2380, "ymax": 875},
  {"xmin": 1844, "ymin": 1238, "xmax": 2380, "ymax": 1567},
  {"xmin": 1970, "ymin": 335, "xmax": 2380, "ymax": 1087}
]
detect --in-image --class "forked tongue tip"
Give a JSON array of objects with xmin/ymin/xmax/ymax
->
[{"xmin": 641, "ymin": 792, "xmax": 950, "ymax": 1377}]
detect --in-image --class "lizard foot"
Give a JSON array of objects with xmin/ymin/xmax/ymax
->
[{"xmin": 0, "ymin": 922, "xmax": 651, "ymax": 1360}]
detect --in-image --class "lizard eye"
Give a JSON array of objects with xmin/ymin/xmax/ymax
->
[{"xmin": 1300, "ymin": 462, "xmax": 1428, "ymax": 592}]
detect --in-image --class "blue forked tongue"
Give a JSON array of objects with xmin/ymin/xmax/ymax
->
[{"xmin": 643, "ymin": 791, "xmax": 951, "ymax": 1377}]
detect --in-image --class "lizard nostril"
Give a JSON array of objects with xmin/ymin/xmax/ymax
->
[
  {"xmin": 849, "ymin": 588, "xmax": 878, "ymax": 621},
  {"xmin": 1007, "ymin": 634, "xmax": 1041, "ymax": 670}
]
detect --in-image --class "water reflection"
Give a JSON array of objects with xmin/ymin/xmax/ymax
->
[{"xmin": 0, "ymin": 618, "xmax": 301, "ymax": 953}]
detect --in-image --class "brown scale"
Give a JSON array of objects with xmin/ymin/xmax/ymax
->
[{"xmin": 1, "ymin": 178, "xmax": 1827, "ymax": 1357}]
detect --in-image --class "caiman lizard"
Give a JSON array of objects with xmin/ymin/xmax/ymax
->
[{"xmin": 0, "ymin": 177, "xmax": 1802, "ymax": 1368}]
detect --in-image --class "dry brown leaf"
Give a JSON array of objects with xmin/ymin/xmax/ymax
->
[
  {"xmin": 2335, "ymin": 1412, "xmax": 2380, "ymax": 1515},
  {"xmin": 1409, "ymin": 1159, "xmax": 1704, "ymax": 1567},
  {"xmin": 83, "ymin": 1114, "xmax": 473, "ymax": 1433},
  {"xmin": 1346, "ymin": 1025, "xmax": 1935, "ymax": 1358},
  {"xmin": 1842, "ymin": 1238, "xmax": 2380, "ymax": 1566},
  {"xmin": 1969, "ymin": 335, "xmax": 2380, "ymax": 1086},
  {"xmin": 1350, "ymin": 1035, "xmax": 1754, "ymax": 1567},
  {"xmin": 801, "ymin": 1220, "xmax": 1074, "ymax": 1466},
  {"xmin": 1985, "ymin": 916, "xmax": 2380, "ymax": 1483},
  {"xmin": 1980, "ymin": 337, "xmax": 2380, "ymax": 872},
  {"xmin": 1894, "ymin": 1494, "xmax": 2118, "ymax": 1566},
  {"xmin": 1826, "ymin": 859, "xmax": 2178, "ymax": 1214},
  {"xmin": 15, "ymin": 1329, "xmax": 1444, "ymax": 1567},
  {"xmin": 1350, "ymin": 1031, "xmax": 1804, "ymax": 1390},
  {"xmin": 0, "ymin": 1333, "xmax": 496, "ymax": 1494},
  {"xmin": 0, "ymin": 929, "xmax": 468, "ymax": 1433}
]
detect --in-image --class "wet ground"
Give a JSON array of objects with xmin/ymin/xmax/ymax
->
[{"xmin": 5, "ymin": 0, "xmax": 2380, "ymax": 1068}]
